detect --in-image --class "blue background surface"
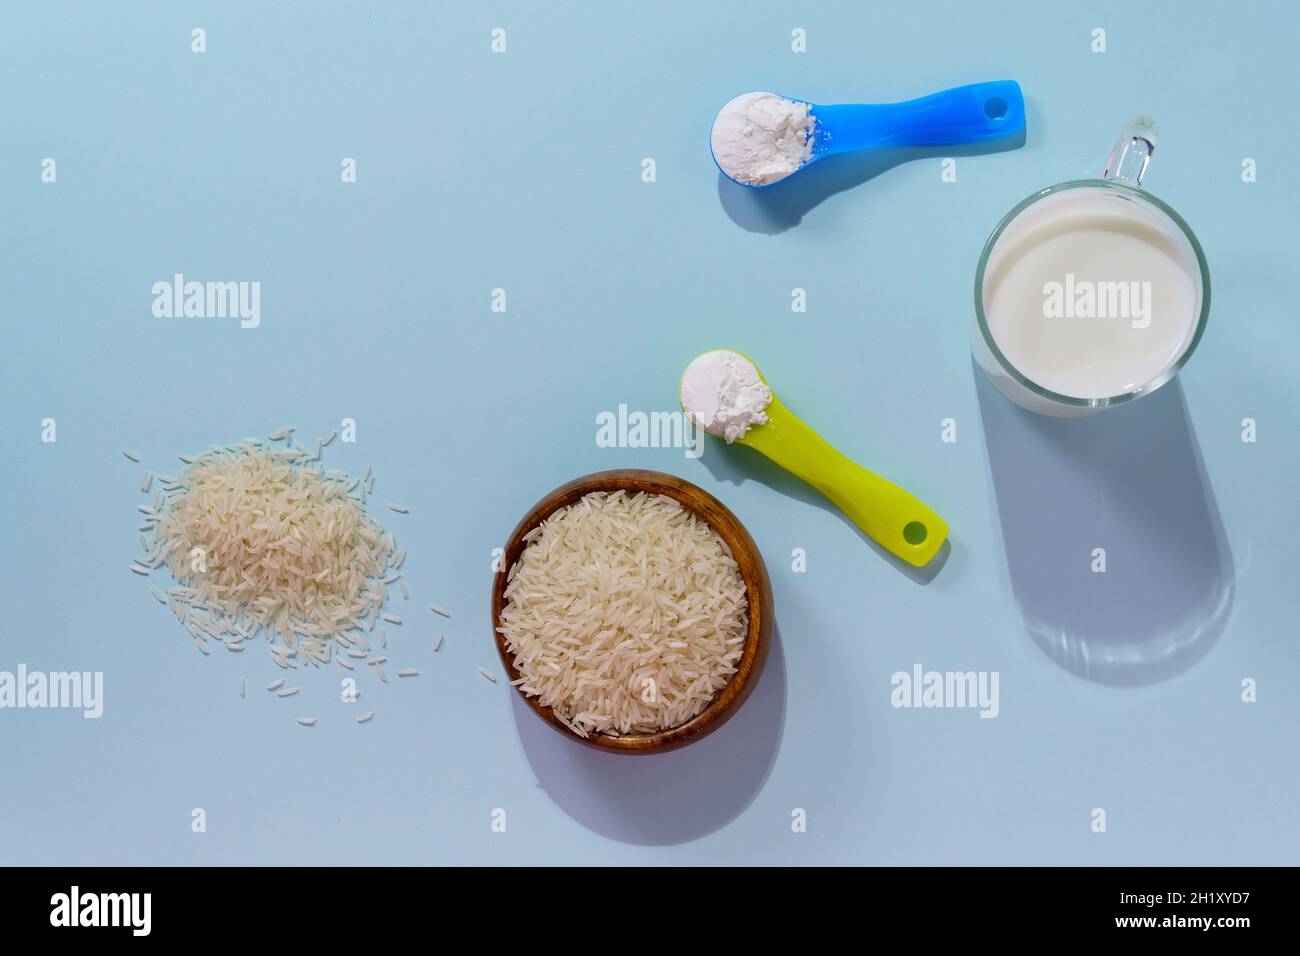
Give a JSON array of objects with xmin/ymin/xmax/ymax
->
[{"xmin": 2, "ymin": 1, "xmax": 1297, "ymax": 865}]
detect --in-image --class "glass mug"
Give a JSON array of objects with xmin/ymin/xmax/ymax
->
[{"xmin": 972, "ymin": 119, "xmax": 1211, "ymax": 416}]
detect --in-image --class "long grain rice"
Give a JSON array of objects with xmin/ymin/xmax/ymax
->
[
  {"xmin": 496, "ymin": 491, "xmax": 747, "ymax": 737},
  {"xmin": 137, "ymin": 440, "xmax": 399, "ymax": 669}
]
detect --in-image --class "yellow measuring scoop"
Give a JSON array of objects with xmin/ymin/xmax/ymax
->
[{"xmin": 681, "ymin": 351, "xmax": 948, "ymax": 567}]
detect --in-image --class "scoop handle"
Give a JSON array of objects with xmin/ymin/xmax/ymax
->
[
  {"xmin": 742, "ymin": 397, "xmax": 948, "ymax": 567},
  {"xmin": 811, "ymin": 80, "xmax": 1024, "ymax": 155}
]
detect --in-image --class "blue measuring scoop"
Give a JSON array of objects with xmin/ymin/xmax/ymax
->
[{"xmin": 712, "ymin": 80, "xmax": 1025, "ymax": 188}]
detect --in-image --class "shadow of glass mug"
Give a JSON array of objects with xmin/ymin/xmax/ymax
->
[{"xmin": 972, "ymin": 120, "xmax": 1211, "ymax": 416}]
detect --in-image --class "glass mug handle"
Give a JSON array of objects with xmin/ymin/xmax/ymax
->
[{"xmin": 1102, "ymin": 116, "xmax": 1158, "ymax": 187}]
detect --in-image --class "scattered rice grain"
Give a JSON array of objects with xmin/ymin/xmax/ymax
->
[{"xmin": 137, "ymin": 440, "xmax": 401, "ymax": 671}]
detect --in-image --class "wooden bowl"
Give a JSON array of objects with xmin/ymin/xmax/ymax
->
[{"xmin": 491, "ymin": 469, "xmax": 773, "ymax": 753}]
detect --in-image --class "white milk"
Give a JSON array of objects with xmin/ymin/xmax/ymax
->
[{"xmin": 981, "ymin": 187, "xmax": 1202, "ymax": 400}]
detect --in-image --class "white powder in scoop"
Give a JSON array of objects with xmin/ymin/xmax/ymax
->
[
  {"xmin": 680, "ymin": 351, "xmax": 773, "ymax": 443},
  {"xmin": 710, "ymin": 92, "xmax": 815, "ymax": 186}
]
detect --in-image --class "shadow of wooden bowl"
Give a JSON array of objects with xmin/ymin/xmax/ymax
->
[{"xmin": 491, "ymin": 469, "xmax": 774, "ymax": 753}]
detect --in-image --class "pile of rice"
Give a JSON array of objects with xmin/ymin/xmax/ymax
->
[
  {"xmin": 497, "ymin": 490, "xmax": 749, "ymax": 738},
  {"xmin": 135, "ymin": 437, "xmax": 400, "ymax": 667}
]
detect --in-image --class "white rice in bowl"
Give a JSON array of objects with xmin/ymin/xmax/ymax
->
[{"xmin": 497, "ymin": 490, "xmax": 749, "ymax": 738}]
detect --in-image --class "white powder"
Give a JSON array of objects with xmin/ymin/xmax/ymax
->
[
  {"xmin": 710, "ymin": 92, "xmax": 815, "ymax": 186},
  {"xmin": 680, "ymin": 351, "xmax": 773, "ymax": 443}
]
